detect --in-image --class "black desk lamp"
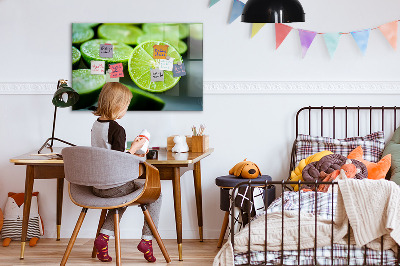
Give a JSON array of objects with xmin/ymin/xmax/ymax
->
[
  {"xmin": 38, "ymin": 79, "xmax": 79, "ymax": 154},
  {"xmin": 241, "ymin": 0, "xmax": 305, "ymax": 23}
]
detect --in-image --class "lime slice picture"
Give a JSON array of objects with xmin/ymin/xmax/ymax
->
[
  {"xmin": 72, "ymin": 69, "xmax": 106, "ymax": 110},
  {"xmin": 72, "ymin": 46, "xmax": 81, "ymax": 69},
  {"xmin": 72, "ymin": 24, "xmax": 94, "ymax": 46},
  {"xmin": 80, "ymin": 39, "xmax": 134, "ymax": 68},
  {"xmin": 128, "ymin": 41, "xmax": 182, "ymax": 93},
  {"xmin": 98, "ymin": 24, "xmax": 143, "ymax": 45},
  {"xmin": 137, "ymin": 34, "xmax": 187, "ymax": 54},
  {"xmin": 124, "ymin": 84, "xmax": 165, "ymax": 111},
  {"xmin": 143, "ymin": 23, "xmax": 189, "ymax": 40}
]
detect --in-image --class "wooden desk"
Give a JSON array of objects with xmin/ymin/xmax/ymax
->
[{"xmin": 10, "ymin": 147, "xmax": 213, "ymax": 261}]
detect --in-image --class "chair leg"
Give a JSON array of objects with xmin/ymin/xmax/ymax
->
[
  {"xmin": 60, "ymin": 208, "xmax": 88, "ymax": 266},
  {"xmin": 217, "ymin": 211, "xmax": 230, "ymax": 248},
  {"xmin": 114, "ymin": 209, "xmax": 121, "ymax": 266},
  {"xmin": 141, "ymin": 205, "xmax": 171, "ymax": 263},
  {"xmin": 92, "ymin": 209, "xmax": 108, "ymax": 258}
]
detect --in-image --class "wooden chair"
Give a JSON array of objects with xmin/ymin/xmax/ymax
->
[{"xmin": 60, "ymin": 146, "xmax": 171, "ymax": 265}]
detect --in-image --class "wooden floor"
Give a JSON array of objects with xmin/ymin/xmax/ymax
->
[{"xmin": 0, "ymin": 239, "xmax": 221, "ymax": 265}]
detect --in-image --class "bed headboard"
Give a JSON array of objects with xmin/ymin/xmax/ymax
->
[{"xmin": 290, "ymin": 106, "xmax": 400, "ymax": 178}]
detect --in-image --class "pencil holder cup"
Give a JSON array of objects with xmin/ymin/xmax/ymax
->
[{"xmin": 191, "ymin": 135, "xmax": 209, "ymax": 152}]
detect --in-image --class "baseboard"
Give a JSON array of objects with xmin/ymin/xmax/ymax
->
[{"xmin": 1, "ymin": 81, "xmax": 399, "ymax": 94}]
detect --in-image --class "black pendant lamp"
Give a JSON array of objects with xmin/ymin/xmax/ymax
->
[{"xmin": 242, "ymin": 0, "xmax": 305, "ymax": 23}]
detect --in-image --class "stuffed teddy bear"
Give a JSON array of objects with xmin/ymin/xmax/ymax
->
[
  {"xmin": 229, "ymin": 159, "xmax": 261, "ymax": 179},
  {"xmin": 172, "ymin": 135, "xmax": 189, "ymax": 153},
  {"xmin": 1, "ymin": 192, "xmax": 44, "ymax": 247}
]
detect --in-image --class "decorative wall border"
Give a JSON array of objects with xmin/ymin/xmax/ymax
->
[{"xmin": 0, "ymin": 81, "xmax": 399, "ymax": 95}]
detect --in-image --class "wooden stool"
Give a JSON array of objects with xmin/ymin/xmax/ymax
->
[{"xmin": 215, "ymin": 175, "xmax": 275, "ymax": 248}]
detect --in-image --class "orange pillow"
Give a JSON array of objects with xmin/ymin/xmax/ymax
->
[{"xmin": 347, "ymin": 146, "xmax": 391, "ymax": 180}]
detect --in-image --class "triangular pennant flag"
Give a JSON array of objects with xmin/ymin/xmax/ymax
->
[
  {"xmin": 209, "ymin": 0, "xmax": 220, "ymax": 7},
  {"xmin": 323, "ymin": 33, "xmax": 341, "ymax": 58},
  {"xmin": 251, "ymin": 23, "xmax": 266, "ymax": 38},
  {"xmin": 229, "ymin": 0, "xmax": 245, "ymax": 24},
  {"xmin": 351, "ymin": 29, "xmax": 370, "ymax": 55},
  {"xmin": 378, "ymin": 21, "xmax": 397, "ymax": 50},
  {"xmin": 275, "ymin": 23, "xmax": 293, "ymax": 49},
  {"xmin": 298, "ymin": 29, "xmax": 317, "ymax": 58}
]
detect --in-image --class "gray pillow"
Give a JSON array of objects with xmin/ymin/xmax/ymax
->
[{"xmin": 382, "ymin": 126, "xmax": 400, "ymax": 184}]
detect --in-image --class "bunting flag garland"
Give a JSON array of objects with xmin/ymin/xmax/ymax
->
[
  {"xmin": 275, "ymin": 23, "xmax": 293, "ymax": 49},
  {"xmin": 229, "ymin": 0, "xmax": 245, "ymax": 24},
  {"xmin": 209, "ymin": 0, "xmax": 220, "ymax": 7},
  {"xmin": 323, "ymin": 33, "xmax": 341, "ymax": 58},
  {"xmin": 251, "ymin": 23, "xmax": 266, "ymax": 38},
  {"xmin": 208, "ymin": 3, "xmax": 400, "ymax": 58},
  {"xmin": 378, "ymin": 21, "xmax": 398, "ymax": 50},
  {"xmin": 351, "ymin": 29, "xmax": 370, "ymax": 55},
  {"xmin": 298, "ymin": 29, "xmax": 317, "ymax": 58}
]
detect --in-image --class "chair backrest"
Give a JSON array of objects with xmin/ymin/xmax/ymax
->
[{"xmin": 62, "ymin": 146, "xmax": 145, "ymax": 187}]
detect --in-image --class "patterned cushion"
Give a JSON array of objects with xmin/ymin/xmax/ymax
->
[{"xmin": 295, "ymin": 131, "xmax": 385, "ymax": 166}]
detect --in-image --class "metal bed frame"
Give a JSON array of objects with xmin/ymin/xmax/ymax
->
[{"xmin": 230, "ymin": 106, "xmax": 400, "ymax": 266}]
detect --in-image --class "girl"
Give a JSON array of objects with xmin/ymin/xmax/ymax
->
[{"xmin": 91, "ymin": 82, "xmax": 161, "ymax": 263}]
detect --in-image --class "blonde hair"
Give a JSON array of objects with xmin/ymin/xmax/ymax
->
[{"xmin": 93, "ymin": 82, "xmax": 133, "ymax": 120}]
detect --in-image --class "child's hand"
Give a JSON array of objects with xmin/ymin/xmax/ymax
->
[
  {"xmin": 134, "ymin": 148, "xmax": 149, "ymax": 157},
  {"xmin": 129, "ymin": 137, "xmax": 147, "ymax": 154}
]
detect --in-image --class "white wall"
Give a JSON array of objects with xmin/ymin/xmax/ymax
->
[{"xmin": 1, "ymin": 0, "xmax": 400, "ymax": 240}]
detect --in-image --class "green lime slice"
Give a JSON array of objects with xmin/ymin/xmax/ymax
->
[
  {"xmin": 189, "ymin": 24, "xmax": 203, "ymax": 40},
  {"xmin": 72, "ymin": 69, "xmax": 106, "ymax": 110},
  {"xmin": 80, "ymin": 39, "xmax": 134, "ymax": 68},
  {"xmin": 72, "ymin": 46, "xmax": 81, "ymax": 69},
  {"xmin": 143, "ymin": 23, "xmax": 189, "ymax": 39},
  {"xmin": 123, "ymin": 84, "xmax": 165, "ymax": 111},
  {"xmin": 98, "ymin": 24, "xmax": 143, "ymax": 45},
  {"xmin": 137, "ymin": 34, "xmax": 187, "ymax": 54},
  {"xmin": 128, "ymin": 41, "xmax": 182, "ymax": 93},
  {"xmin": 79, "ymin": 23, "xmax": 100, "ymax": 28},
  {"xmin": 72, "ymin": 24, "xmax": 94, "ymax": 46}
]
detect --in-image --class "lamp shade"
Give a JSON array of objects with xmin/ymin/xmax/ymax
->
[
  {"xmin": 241, "ymin": 0, "xmax": 305, "ymax": 23},
  {"xmin": 52, "ymin": 84, "xmax": 79, "ymax": 108}
]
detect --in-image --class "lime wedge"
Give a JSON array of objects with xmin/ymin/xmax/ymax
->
[
  {"xmin": 128, "ymin": 41, "xmax": 182, "ymax": 93},
  {"xmin": 143, "ymin": 23, "xmax": 189, "ymax": 39},
  {"xmin": 80, "ymin": 39, "xmax": 134, "ymax": 68},
  {"xmin": 137, "ymin": 34, "xmax": 187, "ymax": 54},
  {"xmin": 98, "ymin": 24, "xmax": 143, "ymax": 45},
  {"xmin": 123, "ymin": 84, "xmax": 165, "ymax": 111},
  {"xmin": 72, "ymin": 69, "xmax": 106, "ymax": 110},
  {"xmin": 72, "ymin": 24, "xmax": 94, "ymax": 46},
  {"xmin": 72, "ymin": 46, "xmax": 81, "ymax": 69}
]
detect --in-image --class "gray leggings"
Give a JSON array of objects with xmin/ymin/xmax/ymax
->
[{"xmin": 92, "ymin": 180, "xmax": 162, "ymax": 240}]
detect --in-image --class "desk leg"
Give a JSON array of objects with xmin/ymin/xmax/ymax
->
[
  {"xmin": 193, "ymin": 161, "xmax": 203, "ymax": 242},
  {"xmin": 56, "ymin": 178, "xmax": 64, "ymax": 241},
  {"xmin": 172, "ymin": 167, "xmax": 183, "ymax": 261},
  {"xmin": 20, "ymin": 165, "xmax": 35, "ymax": 259}
]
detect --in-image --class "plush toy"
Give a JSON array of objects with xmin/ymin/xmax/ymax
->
[
  {"xmin": 1, "ymin": 192, "xmax": 44, "ymax": 247},
  {"xmin": 229, "ymin": 159, "xmax": 261, "ymax": 179},
  {"xmin": 289, "ymin": 150, "xmax": 333, "ymax": 191},
  {"xmin": 348, "ymin": 146, "xmax": 391, "ymax": 180},
  {"xmin": 172, "ymin": 135, "xmax": 189, "ymax": 153}
]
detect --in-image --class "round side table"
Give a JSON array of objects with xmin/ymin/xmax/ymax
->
[{"xmin": 215, "ymin": 175, "xmax": 275, "ymax": 248}]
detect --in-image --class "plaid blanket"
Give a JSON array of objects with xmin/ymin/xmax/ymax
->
[{"xmin": 234, "ymin": 191, "xmax": 397, "ymax": 265}]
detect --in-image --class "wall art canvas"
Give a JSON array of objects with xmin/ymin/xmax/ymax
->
[{"xmin": 72, "ymin": 23, "xmax": 203, "ymax": 111}]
